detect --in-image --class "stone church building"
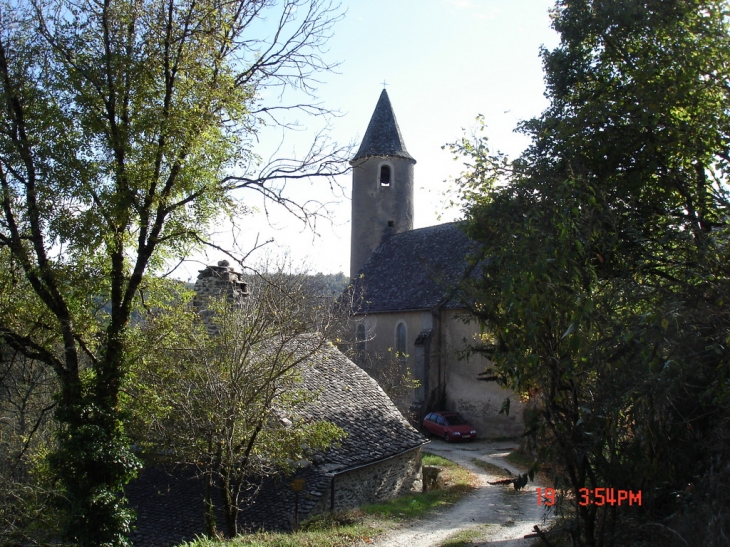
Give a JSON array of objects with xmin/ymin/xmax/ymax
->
[{"xmin": 349, "ymin": 90, "xmax": 523, "ymax": 439}]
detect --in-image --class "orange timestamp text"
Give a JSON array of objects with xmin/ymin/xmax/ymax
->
[{"xmin": 536, "ymin": 487, "xmax": 642, "ymax": 506}]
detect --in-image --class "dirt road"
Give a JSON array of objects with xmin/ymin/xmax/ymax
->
[{"xmin": 370, "ymin": 440, "xmax": 553, "ymax": 547}]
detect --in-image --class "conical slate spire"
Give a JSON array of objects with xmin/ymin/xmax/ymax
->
[{"xmin": 351, "ymin": 90, "xmax": 415, "ymax": 163}]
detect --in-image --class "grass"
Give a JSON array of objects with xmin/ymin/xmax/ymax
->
[
  {"xmin": 437, "ymin": 526, "xmax": 489, "ymax": 547},
  {"xmin": 178, "ymin": 454, "xmax": 476, "ymax": 547},
  {"xmin": 176, "ymin": 512, "xmax": 376, "ymax": 547}
]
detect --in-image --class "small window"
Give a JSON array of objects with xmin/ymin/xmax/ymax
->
[
  {"xmin": 396, "ymin": 322, "xmax": 407, "ymax": 361},
  {"xmin": 379, "ymin": 164, "xmax": 391, "ymax": 186}
]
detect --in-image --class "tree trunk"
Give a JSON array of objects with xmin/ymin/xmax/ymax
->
[
  {"xmin": 203, "ymin": 470, "xmax": 217, "ymax": 537},
  {"xmin": 51, "ymin": 354, "xmax": 140, "ymax": 547},
  {"xmin": 203, "ymin": 441, "xmax": 217, "ymax": 538},
  {"xmin": 222, "ymin": 467, "xmax": 237, "ymax": 537}
]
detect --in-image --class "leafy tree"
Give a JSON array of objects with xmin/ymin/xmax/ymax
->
[
  {"xmin": 0, "ymin": 0, "xmax": 347, "ymax": 544},
  {"xmin": 307, "ymin": 271, "xmax": 350, "ymax": 298},
  {"xmin": 0, "ymin": 247, "xmax": 61, "ymax": 545},
  {"xmin": 453, "ymin": 1, "xmax": 730, "ymax": 545},
  {"xmin": 0, "ymin": 335, "xmax": 59, "ymax": 544},
  {"xmin": 127, "ymin": 267, "xmax": 344, "ymax": 538}
]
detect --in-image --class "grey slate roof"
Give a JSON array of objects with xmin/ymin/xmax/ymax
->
[
  {"xmin": 297, "ymin": 338, "xmax": 424, "ymax": 470},
  {"xmin": 126, "ymin": 338, "xmax": 425, "ymax": 543},
  {"xmin": 352, "ymin": 222, "xmax": 479, "ymax": 314},
  {"xmin": 351, "ymin": 89, "xmax": 416, "ymax": 163},
  {"xmin": 234, "ymin": 339, "xmax": 426, "ymax": 530}
]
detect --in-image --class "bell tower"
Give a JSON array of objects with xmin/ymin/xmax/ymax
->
[{"xmin": 350, "ymin": 90, "xmax": 416, "ymax": 278}]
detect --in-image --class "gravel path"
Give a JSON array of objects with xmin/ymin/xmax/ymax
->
[{"xmin": 369, "ymin": 440, "xmax": 553, "ymax": 547}]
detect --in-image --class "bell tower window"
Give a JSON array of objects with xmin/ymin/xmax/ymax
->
[{"xmin": 379, "ymin": 164, "xmax": 391, "ymax": 186}]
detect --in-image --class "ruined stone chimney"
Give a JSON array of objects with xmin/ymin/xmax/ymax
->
[{"xmin": 193, "ymin": 260, "xmax": 249, "ymax": 334}]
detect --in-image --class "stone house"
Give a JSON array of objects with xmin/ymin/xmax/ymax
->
[
  {"xmin": 349, "ymin": 90, "xmax": 523, "ymax": 438},
  {"xmin": 238, "ymin": 337, "xmax": 426, "ymax": 525},
  {"xmin": 126, "ymin": 262, "xmax": 426, "ymax": 546}
]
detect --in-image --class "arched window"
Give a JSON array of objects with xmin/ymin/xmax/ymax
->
[
  {"xmin": 396, "ymin": 322, "xmax": 407, "ymax": 361},
  {"xmin": 379, "ymin": 164, "xmax": 391, "ymax": 186},
  {"xmin": 357, "ymin": 324, "xmax": 367, "ymax": 353}
]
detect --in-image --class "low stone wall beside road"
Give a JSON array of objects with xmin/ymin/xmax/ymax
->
[{"xmin": 328, "ymin": 446, "xmax": 423, "ymax": 511}]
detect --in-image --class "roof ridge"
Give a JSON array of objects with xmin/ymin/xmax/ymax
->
[{"xmin": 383, "ymin": 221, "xmax": 463, "ymax": 236}]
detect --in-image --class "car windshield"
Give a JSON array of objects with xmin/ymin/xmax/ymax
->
[{"xmin": 444, "ymin": 414, "xmax": 466, "ymax": 425}]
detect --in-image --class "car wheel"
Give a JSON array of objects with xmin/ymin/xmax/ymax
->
[{"xmin": 444, "ymin": 433, "xmax": 450, "ymax": 443}]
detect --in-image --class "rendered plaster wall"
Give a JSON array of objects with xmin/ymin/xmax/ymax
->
[
  {"xmin": 354, "ymin": 311, "xmax": 423, "ymax": 371},
  {"xmin": 353, "ymin": 311, "xmax": 428, "ymax": 414},
  {"xmin": 354, "ymin": 309, "xmax": 524, "ymax": 438},
  {"xmin": 328, "ymin": 447, "xmax": 423, "ymax": 511},
  {"xmin": 441, "ymin": 309, "xmax": 524, "ymax": 438}
]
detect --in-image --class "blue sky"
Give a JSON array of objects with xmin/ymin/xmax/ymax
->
[{"xmin": 179, "ymin": 0, "xmax": 560, "ymax": 280}]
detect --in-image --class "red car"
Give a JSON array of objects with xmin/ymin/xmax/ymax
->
[{"xmin": 422, "ymin": 411, "xmax": 477, "ymax": 442}]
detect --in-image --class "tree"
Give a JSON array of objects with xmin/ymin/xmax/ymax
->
[
  {"xmin": 0, "ymin": 335, "xmax": 59, "ymax": 544},
  {"xmin": 453, "ymin": 1, "xmax": 730, "ymax": 545},
  {"xmin": 0, "ymin": 246, "xmax": 62, "ymax": 545},
  {"xmin": 127, "ymin": 265, "xmax": 344, "ymax": 538},
  {"xmin": 0, "ymin": 0, "xmax": 347, "ymax": 544}
]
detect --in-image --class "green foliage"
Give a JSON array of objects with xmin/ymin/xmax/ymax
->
[
  {"xmin": 128, "ymin": 271, "xmax": 345, "ymax": 537},
  {"xmin": 453, "ymin": 1, "xmax": 730, "ymax": 545},
  {"xmin": 306, "ymin": 272, "xmax": 351, "ymax": 298},
  {"xmin": 422, "ymin": 453, "xmax": 458, "ymax": 467},
  {"xmin": 0, "ymin": 0, "xmax": 345, "ymax": 543},
  {"xmin": 0, "ymin": 348, "xmax": 60, "ymax": 546},
  {"xmin": 49, "ymin": 405, "xmax": 141, "ymax": 546},
  {"xmin": 437, "ymin": 527, "xmax": 487, "ymax": 547},
  {"xmin": 176, "ymin": 514, "xmax": 375, "ymax": 547}
]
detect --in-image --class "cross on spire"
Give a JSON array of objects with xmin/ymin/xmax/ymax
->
[{"xmin": 381, "ymin": 80, "xmax": 388, "ymax": 88}]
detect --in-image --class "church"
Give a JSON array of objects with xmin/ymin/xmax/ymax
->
[{"xmin": 348, "ymin": 90, "xmax": 524, "ymax": 439}]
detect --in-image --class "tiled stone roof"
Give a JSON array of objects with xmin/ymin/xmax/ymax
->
[
  {"xmin": 298, "ymin": 339, "xmax": 424, "ymax": 469},
  {"xmin": 126, "ymin": 338, "xmax": 425, "ymax": 544},
  {"xmin": 235, "ymin": 338, "xmax": 425, "ymax": 530},
  {"xmin": 126, "ymin": 465, "xmax": 226, "ymax": 546},
  {"xmin": 352, "ymin": 222, "xmax": 480, "ymax": 314},
  {"xmin": 351, "ymin": 89, "xmax": 415, "ymax": 163}
]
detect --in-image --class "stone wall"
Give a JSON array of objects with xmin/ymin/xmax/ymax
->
[
  {"xmin": 350, "ymin": 155, "xmax": 414, "ymax": 278},
  {"xmin": 323, "ymin": 446, "xmax": 423, "ymax": 512},
  {"xmin": 192, "ymin": 260, "xmax": 248, "ymax": 333}
]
